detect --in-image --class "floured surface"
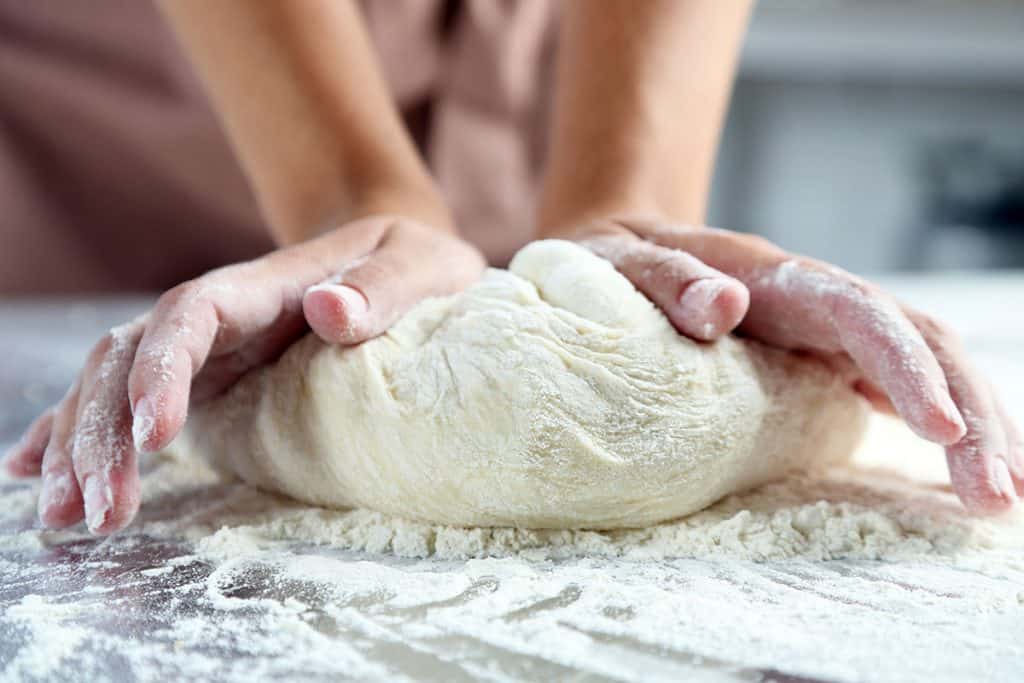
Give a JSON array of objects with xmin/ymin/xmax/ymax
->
[
  {"xmin": 2, "ymin": 290, "xmax": 1024, "ymax": 682},
  {"xmin": 2, "ymin": 416, "xmax": 1024, "ymax": 682},
  {"xmin": 3, "ymin": 544, "xmax": 1022, "ymax": 683},
  {"xmin": 157, "ymin": 417, "xmax": 1018, "ymax": 564}
]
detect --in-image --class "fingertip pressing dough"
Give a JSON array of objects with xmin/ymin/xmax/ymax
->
[{"xmin": 172, "ymin": 240, "xmax": 869, "ymax": 529}]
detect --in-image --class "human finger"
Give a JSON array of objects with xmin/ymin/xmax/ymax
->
[
  {"xmin": 581, "ymin": 233, "xmax": 749, "ymax": 341},
  {"xmin": 907, "ymin": 311, "xmax": 1017, "ymax": 513},
  {"xmin": 303, "ymin": 220, "xmax": 485, "ymax": 344},
  {"xmin": 625, "ymin": 221, "xmax": 965, "ymax": 443},
  {"xmin": 827, "ymin": 283, "xmax": 965, "ymax": 445},
  {"xmin": 37, "ymin": 382, "xmax": 84, "ymax": 529},
  {"xmin": 4, "ymin": 408, "xmax": 55, "ymax": 478},
  {"xmin": 71, "ymin": 324, "xmax": 144, "ymax": 534},
  {"xmin": 990, "ymin": 386, "xmax": 1024, "ymax": 497},
  {"xmin": 128, "ymin": 221, "xmax": 394, "ymax": 452}
]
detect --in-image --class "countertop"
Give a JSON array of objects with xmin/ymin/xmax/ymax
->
[{"xmin": 1, "ymin": 273, "xmax": 1023, "ymax": 682}]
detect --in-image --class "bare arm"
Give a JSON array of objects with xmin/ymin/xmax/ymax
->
[
  {"xmin": 159, "ymin": 0, "xmax": 450, "ymax": 242},
  {"xmin": 538, "ymin": 0, "xmax": 752, "ymax": 230}
]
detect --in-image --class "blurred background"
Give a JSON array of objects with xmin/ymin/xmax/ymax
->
[
  {"xmin": 711, "ymin": 0, "xmax": 1024, "ymax": 273},
  {"xmin": 1, "ymin": 0, "xmax": 1022, "ymax": 296}
]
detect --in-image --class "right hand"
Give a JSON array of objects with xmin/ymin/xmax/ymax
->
[
  {"xmin": 545, "ymin": 216, "xmax": 1021, "ymax": 515},
  {"xmin": 4, "ymin": 216, "xmax": 485, "ymax": 534}
]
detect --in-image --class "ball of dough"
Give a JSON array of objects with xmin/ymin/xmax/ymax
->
[{"xmin": 173, "ymin": 240, "xmax": 869, "ymax": 529}]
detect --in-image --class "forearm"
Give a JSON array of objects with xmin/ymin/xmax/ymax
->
[
  {"xmin": 537, "ymin": 0, "xmax": 752, "ymax": 233},
  {"xmin": 159, "ymin": 0, "xmax": 449, "ymax": 244}
]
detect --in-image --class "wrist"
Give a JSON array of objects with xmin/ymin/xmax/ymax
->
[
  {"xmin": 536, "ymin": 185, "xmax": 663, "ymax": 240},
  {"xmin": 347, "ymin": 180, "xmax": 454, "ymax": 234},
  {"xmin": 280, "ymin": 177, "xmax": 454, "ymax": 245}
]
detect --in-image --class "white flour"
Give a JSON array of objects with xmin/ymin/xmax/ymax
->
[
  {"xmin": 5, "ymin": 288, "xmax": 1024, "ymax": 681},
  {"xmin": 134, "ymin": 415, "xmax": 1015, "ymax": 567},
  {"xmin": 7, "ymin": 413, "xmax": 1020, "ymax": 566},
  {"xmin": 2, "ymin": 415, "xmax": 1023, "ymax": 682}
]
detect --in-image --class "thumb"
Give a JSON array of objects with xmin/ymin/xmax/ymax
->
[
  {"xmin": 303, "ymin": 221, "xmax": 484, "ymax": 345},
  {"xmin": 581, "ymin": 232, "xmax": 750, "ymax": 341}
]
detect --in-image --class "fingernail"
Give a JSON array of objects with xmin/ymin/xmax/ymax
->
[
  {"xmin": 327, "ymin": 284, "xmax": 368, "ymax": 318},
  {"xmin": 679, "ymin": 279, "xmax": 729, "ymax": 337},
  {"xmin": 993, "ymin": 459, "xmax": 1018, "ymax": 503},
  {"xmin": 132, "ymin": 396, "xmax": 156, "ymax": 453},
  {"xmin": 83, "ymin": 476, "xmax": 112, "ymax": 532},
  {"xmin": 37, "ymin": 472, "xmax": 70, "ymax": 519},
  {"xmin": 307, "ymin": 283, "xmax": 369, "ymax": 340}
]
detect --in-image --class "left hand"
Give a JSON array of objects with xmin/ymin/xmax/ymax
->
[
  {"xmin": 3, "ymin": 216, "xmax": 484, "ymax": 533},
  {"xmin": 543, "ymin": 215, "xmax": 1022, "ymax": 515}
]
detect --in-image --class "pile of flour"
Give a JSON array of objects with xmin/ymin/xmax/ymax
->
[
  {"xmin": 1, "ymin": 414, "xmax": 1020, "ymax": 565},
  {"xmin": 131, "ymin": 415, "xmax": 1022, "ymax": 565}
]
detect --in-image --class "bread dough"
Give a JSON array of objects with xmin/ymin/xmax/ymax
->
[{"xmin": 173, "ymin": 240, "xmax": 869, "ymax": 529}]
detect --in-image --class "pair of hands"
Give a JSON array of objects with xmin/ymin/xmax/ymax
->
[{"xmin": 5, "ymin": 215, "xmax": 1021, "ymax": 534}]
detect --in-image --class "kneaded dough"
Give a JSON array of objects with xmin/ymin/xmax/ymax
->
[{"xmin": 173, "ymin": 240, "xmax": 869, "ymax": 529}]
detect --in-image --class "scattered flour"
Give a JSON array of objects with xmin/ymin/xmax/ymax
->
[
  {"xmin": 3, "ymin": 595, "xmax": 92, "ymax": 680},
  {"xmin": 101, "ymin": 414, "xmax": 1024, "ymax": 565},
  {"xmin": 6, "ymin": 270, "xmax": 1024, "ymax": 682},
  {"xmin": 2, "ymin": 414, "xmax": 1024, "ymax": 682}
]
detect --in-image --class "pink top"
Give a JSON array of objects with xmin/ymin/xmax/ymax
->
[{"xmin": 0, "ymin": 0, "xmax": 559, "ymax": 293}]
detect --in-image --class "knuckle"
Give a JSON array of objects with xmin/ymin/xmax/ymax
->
[
  {"xmin": 730, "ymin": 231, "xmax": 792, "ymax": 263},
  {"xmin": 914, "ymin": 313, "xmax": 959, "ymax": 346},
  {"xmin": 656, "ymin": 221, "xmax": 701, "ymax": 236},
  {"xmin": 87, "ymin": 323, "xmax": 143, "ymax": 371},
  {"xmin": 578, "ymin": 234, "xmax": 635, "ymax": 264},
  {"xmin": 646, "ymin": 249, "xmax": 702, "ymax": 288},
  {"xmin": 844, "ymin": 277, "xmax": 876, "ymax": 301},
  {"xmin": 387, "ymin": 217, "xmax": 429, "ymax": 239},
  {"xmin": 156, "ymin": 280, "xmax": 204, "ymax": 313},
  {"xmin": 588, "ymin": 218, "xmax": 640, "ymax": 240},
  {"xmin": 152, "ymin": 279, "xmax": 221, "ymax": 344},
  {"xmin": 347, "ymin": 258, "xmax": 395, "ymax": 288},
  {"xmin": 728, "ymin": 231, "xmax": 778, "ymax": 254},
  {"xmin": 647, "ymin": 253, "xmax": 683, "ymax": 284},
  {"xmin": 40, "ymin": 440, "xmax": 68, "ymax": 473},
  {"xmin": 739, "ymin": 233, "xmax": 775, "ymax": 252},
  {"xmin": 821, "ymin": 269, "xmax": 875, "ymax": 310},
  {"xmin": 86, "ymin": 333, "xmax": 116, "ymax": 365}
]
